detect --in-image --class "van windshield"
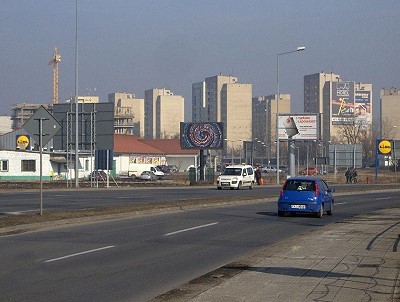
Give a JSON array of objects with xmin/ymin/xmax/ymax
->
[{"xmin": 223, "ymin": 168, "xmax": 242, "ymax": 176}]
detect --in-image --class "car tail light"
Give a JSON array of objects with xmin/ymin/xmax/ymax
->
[
  {"xmin": 280, "ymin": 180, "xmax": 287, "ymax": 196},
  {"xmin": 314, "ymin": 182, "xmax": 319, "ymax": 197}
]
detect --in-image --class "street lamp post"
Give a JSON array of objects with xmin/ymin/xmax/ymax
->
[{"xmin": 276, "ymin": 46, "xmax": 305, "ymax": 184}]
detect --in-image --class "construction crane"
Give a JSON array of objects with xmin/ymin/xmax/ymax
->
[{"xmin": 48, "ymin": 47, "xmax": 61, "ymax": 104}]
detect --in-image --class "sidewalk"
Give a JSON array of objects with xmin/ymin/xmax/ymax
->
[{"xmin": 186, "ymin": 208, "xmax": 400, "ymax": 302}]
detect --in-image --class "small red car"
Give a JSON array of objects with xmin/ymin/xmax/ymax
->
[{"xmin": 299, "ymin": 167, "xmax": 319, "ymax": 175}]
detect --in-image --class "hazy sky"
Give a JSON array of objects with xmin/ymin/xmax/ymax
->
[{"xmin": 1, "ymin": 0, "xmax": 399, "ymax": 121}]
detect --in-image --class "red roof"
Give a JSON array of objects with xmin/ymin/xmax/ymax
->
[{"xmin": 114, "ymin": 134, "xmax": 198, "ymax": 155}]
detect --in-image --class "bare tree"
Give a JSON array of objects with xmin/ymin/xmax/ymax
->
[
  {"xmin": 331, "ymin": 124, "xmax": 376, "ymax": 165},
  {"xmin": 331, "ymin": 124, "xmax": 362, "ymax": 144},
  {"xmin": 381, "ymin": 118, "xmax": 397, "ymax": 139},
  {"xmin": 358, "ymin": 128, "xmax": 375, "ymax": 164}
]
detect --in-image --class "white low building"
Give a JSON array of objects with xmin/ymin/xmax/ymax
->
[{"xmin": 0, "ymin": 150, "xmax": 52, "ymax": 181}]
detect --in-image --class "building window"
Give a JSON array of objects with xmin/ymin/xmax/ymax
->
[
  {"xmin": 0, "ymin": 160, "xmax": 8, "ymax": 172},
  {"xmin": 21, "ymin": 160, "xmax": 36, "ymax": 172}
]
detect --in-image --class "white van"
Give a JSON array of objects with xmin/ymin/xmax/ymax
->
[
  {"xmin": 128, "ymin": 164, "xmax": 164, "ymax": 179},
  {"xmin": 216, "ymin": 164, "xmax": 255, "ymax": 190}
]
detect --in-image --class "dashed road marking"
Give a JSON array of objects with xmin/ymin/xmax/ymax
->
[
  {"xmin": 44, "ymin": 246, "xmax": 115, "ymax": 263},
  {"xmin": 164, "ymin": 222, "xmax": 219, "ymax": 236}
]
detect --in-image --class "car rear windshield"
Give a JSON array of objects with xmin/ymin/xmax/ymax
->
[
  {"xmin": 284, "ymin": 180, "xmax": 315, "ymax": 191},
  {"xmin": 223, "ymin": 168, "xmax": 242, "ymax": 176}
]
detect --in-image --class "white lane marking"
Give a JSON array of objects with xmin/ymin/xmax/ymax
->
[
  {"xmin": 44, "ymin": 246, "xmax": 115, "ymax": 263},
  {"xmin": 164, "ymin": 222, "xmax": 219, "ymax": 236},
  {"xmin": 376, "ymin": 197, "xmax": 391, "ymax": 200},
  {"xmin": 335, "ymin": 202, "xmax": 347, "ymax": 205},
  {"xmin": 3, "ymin": 210, "xmax": 39, "ymax": 215}
]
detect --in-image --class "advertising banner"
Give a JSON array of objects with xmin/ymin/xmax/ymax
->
[
  {"xmin": 332, "ymin": 81, "xmax": 354, "ymax": 125},
  {"xmin": 278, "ymin": 114, "xmax": 319, "ymax": 141},
  {"xmin": 129, "ymin": 155, "xmax": 167, "ymax": 165},
  {"xmin": 354, "ymin": 90, "xmax": 371, "ymax": 128}
]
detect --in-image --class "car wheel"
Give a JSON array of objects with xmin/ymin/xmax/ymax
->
[
  {"xmin": 316, "ymin": 204, "xmax": 323, "ymax": 218},
  {"xmin": 327, "ymin": 202, "xmax": 333, "ymax": 215},
  {"xmin": 249, "ymin": 181, "xmax": 254, "ymax": 190},
  {"xmin": 237, "ymin": 181, "xmax": 242, "ymax": 190},
  {"xmin": 278, "ymin": 210, "xmax": 285, "ymax": 217},
  {"xmin": 217, "ymin": 187, "xmax": 222, "ymax": 190}
]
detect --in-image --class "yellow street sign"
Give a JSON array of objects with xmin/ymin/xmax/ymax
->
[
  {"xmin": 16, "ymin": 135, "xmax": 30, "ymax": 150},
  {"xmin": 378, "ymin": 140, "xmax": 392, "ymax": 154}
]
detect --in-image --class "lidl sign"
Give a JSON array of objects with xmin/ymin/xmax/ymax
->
[
  {"xmin": 377, "ymin": 139, "xmax": 392, "ymax": 154},
  {"xmin": 16, "ymin": 135, "xmax": 30, "ymax": 150}
]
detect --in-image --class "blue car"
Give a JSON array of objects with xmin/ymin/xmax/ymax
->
[{"xmin": 277, "ymin": 177, "xmax": 335, "ymax": 218}]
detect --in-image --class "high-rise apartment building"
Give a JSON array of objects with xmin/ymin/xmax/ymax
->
[
  {"xmin": 144, "ymin": 88, "xmax": 184, "ymax": 139},
  {"xmin": 221, "ymin": 83, "xmax": 252, "ymax": 150},
  {"xmin": 304, "ymin": 72, "xmax": 372, "ymax": 143},
  {"xmin": 380, "ymin": 87, "xmax": 400, "ymax": 140},
  {"xmin": 304, "ymin": 72, "xmax": 341, "ymax": 144},
  {"xmin": 11, "ymin": 103, "xmax": 51, "ymax": 130},
  {"xmin": 108, "ymin": 92, "xmax": 144, "ymax": 136},
  {"xmin": 156, "ymin": 93, "xmax": 184, "ymax": 139},
  {"xmin": 192, "ymin": 74, "xmax": 238, "ymax": 123},
  {"xmin": 192, "ymin": 74, "xmax": 252, "ymax": 151},
  {"xmin": 0, "ymin": 115, "xmax": 12, "ymax": 134},
  {"xmin": 252, "ymin": 94, "xmax": 290, "ymax": 160}
]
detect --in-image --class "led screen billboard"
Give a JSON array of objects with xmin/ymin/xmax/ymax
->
[{"xmin": 180, "ymin": 122, "xmax": 224, "ymax": 149}]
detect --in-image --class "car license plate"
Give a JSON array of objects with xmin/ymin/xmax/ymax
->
[
  {"xmin": 221, "ymin": 182, "xmax": 230, "ymax": 186},
  {"xmin": 291, "ymin": 204, "xmax": 306, "ymax": 209}
]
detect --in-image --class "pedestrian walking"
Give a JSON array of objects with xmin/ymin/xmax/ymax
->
[
  {"xmin": 254, "ymin": 167, "xmax": 262, "ymax": 185},
  {"xmin": 353, "ymin": 169, "xmax": 358, "ymax": 183},
  {"xmin": 345, "ymin": 167, "xmax": 350, "ymax": 184}
]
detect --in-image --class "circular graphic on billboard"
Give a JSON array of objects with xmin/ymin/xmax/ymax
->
[{"xmin": 181, "ymin": 123, "xmax": 223, "ymax": 149}]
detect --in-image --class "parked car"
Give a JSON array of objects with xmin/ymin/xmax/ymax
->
[
  {"xmin": 168, "ymin": 164, "xmax": 179, "ymax": 173},
  {"xmin": 261, "ymin": 166, "xmax": 284, "ymax": 173},
  {"xmin": 262, "ymin": 166, "xmax": 277, "ymax": 173},
  {"xmin": 299, "ymin": 167, "xmax": 319, "ymax": 175},
  {"xmin": 277, "ymin": 176, "xmax": 335, "ymax": 218},
  {"xmin": 157, "ymin": 165, "xmax": 171, "ymax": 174},
  {"xmin": 186, "ymin": 165, "xmax": 200, "ymax": 172},
  {"xmin": 139, "ymin": 171, "xmax": 157, "ymax": 181}
]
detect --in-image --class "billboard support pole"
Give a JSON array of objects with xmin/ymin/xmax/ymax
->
[
  {"xmin": 334, "ymin": 145, "xmax": 337, "ymax": 180},
  {"xmin": 288, "ymin": 139, "xmax": 295, "ymax": 177},
  {"xmin": 199, "ymin": 149, "xmax": 205, "ymax": 181},
  {"xmin": 375, "ymin": 139, "xmax": 378, "ymax": 181}
]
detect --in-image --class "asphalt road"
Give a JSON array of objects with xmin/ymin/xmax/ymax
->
[
  {"xmin": 0, "ymin": 183, "xmax": 398, "ymax": 214},
  {"xmin": 0, "ymin": 189, "xmax": 399, "ymax": 301}
]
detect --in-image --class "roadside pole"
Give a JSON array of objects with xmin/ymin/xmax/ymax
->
[{"xmin": 37, "ymin": 118, "xmax": 48, "ymax": 215}]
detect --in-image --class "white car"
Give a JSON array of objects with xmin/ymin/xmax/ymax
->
[
  {"xmin": 217, "ymin": 164, "xmax": 255, "ymax": 190},
  {"xmin": 139, "ymin": 171, "xmax": 157, "ymax": 181},
  {"xmin": 261, "ymin": 166, "xmax": 284, "ymax": 173},
  {"xmin": 261, "ymin": 166, "xmax": 277, "ymax": 173}
]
